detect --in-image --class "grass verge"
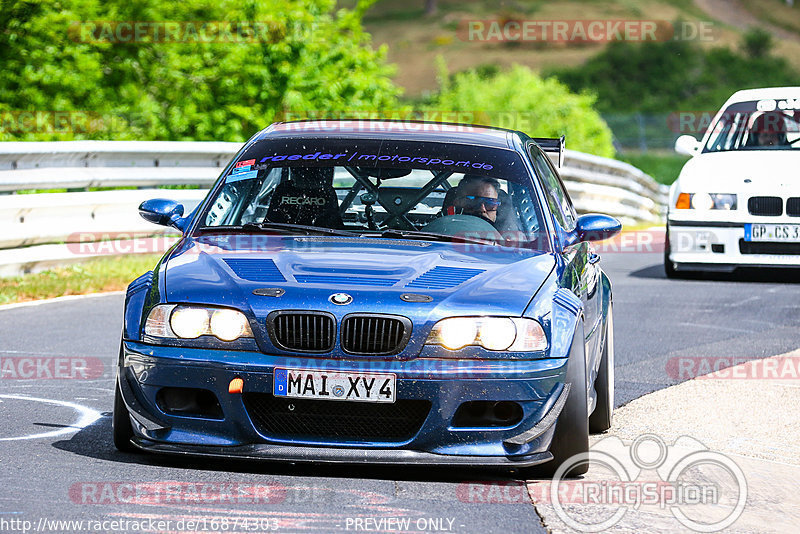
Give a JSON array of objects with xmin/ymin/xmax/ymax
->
[{"xmin": 0, "ymin": 254, "xmax": 161, "ymax": 305}]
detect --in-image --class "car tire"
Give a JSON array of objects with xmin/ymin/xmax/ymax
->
[
  {"xmin": 521, "ymin": 322, "xmax": 590, "ymax": 479},
  {"xmin": 664, "ymin": 224, "xmax": 684, "ymax": 279},
  {"xmin": 113, "ymin": 377, "xmax": 137, "ymax": 453},
  {"xmin": 589, "ymin": 304, "xmax": 614, "ymax": 433}
]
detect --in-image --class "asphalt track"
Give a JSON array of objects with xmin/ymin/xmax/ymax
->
[{"xmin": 1, "ymin": 248, "xmax": 799, "ymax": 534}]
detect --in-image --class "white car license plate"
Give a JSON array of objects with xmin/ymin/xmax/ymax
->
[
  {"xmin": 745, "ymin": 223, "xmax": 800, "ymax": 242},
  {"xmin": 273, "ymin": 368, "xmax": 396, "ymax": 403}
]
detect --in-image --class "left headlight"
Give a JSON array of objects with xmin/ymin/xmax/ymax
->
[
  {"xmin": 144, "ymin": 304, "xmax": 254, "ymax": 341},
  {"xmin": 425, "ymin": 317, "xmax": 547, "ymax": 353}
]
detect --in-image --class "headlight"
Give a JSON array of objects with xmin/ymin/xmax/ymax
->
[
  {"xmin": 677, "ymin": 193, "xmax": 737, "ymax": 210},
  {"xmin": 434, "ymin": 317, "xmax": 479, "ymax": 350},
  {"xmin": 210, "ymin": 308, "xmax": 249, "ymax": 341},
  {"xmin": 690, "ymin": 192, "xmax": 714, "ymax": 210},
  {"xmin": 709, "ymin": 193, "xmax": 737, "ymax": 210},
  {"xmin": 426, "ymin": 317, "xmax": 546, "ymax": 353},
  {"xmin": 171, "ymin": 307, "xmax": 210, "ymax": 339},
  {"xmin": 144, "ymin": 304, "xmax": 254, "ymax": 341}
]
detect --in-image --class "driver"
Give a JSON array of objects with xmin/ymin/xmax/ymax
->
[
  {"xmin": 750, "ymin": 112, "xmax": 789, "ymax": 147},
  {"xmin": 452, "ymin": 175, "xmax": 501, "ymax": 224}
]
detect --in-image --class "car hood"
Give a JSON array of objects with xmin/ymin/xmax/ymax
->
[
  {"xmin": 677, "ymin": 150, "xmax": 800, "ymax": 192},
  {"xmin": 163, "ymin": 235, "xmax": 555, "ymax": 320}
]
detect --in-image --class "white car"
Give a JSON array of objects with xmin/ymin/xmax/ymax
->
[{"xmin": 665, "ymin": 87, "xmax": 800, "ymax": 277}]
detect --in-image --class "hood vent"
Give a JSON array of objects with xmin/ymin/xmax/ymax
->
[
  {"xmin": 223, "ymin": 258, "xmax": 286, "ymax": 283},
  {"xmin": 294, "ymin": 275, "xmax": 398, "ymax": 287},
  {"xmin": 405, "ymin": 266, "xmax": 485, "ymax": 290}
]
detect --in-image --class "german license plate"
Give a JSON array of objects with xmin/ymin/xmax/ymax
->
[
  {"xmin": 745, "ymin": 223, "xmax": 800, "ymax": 242},
  {"xmin": 273, "ymin": 368, "xmax": 396, "ymax": 403}
]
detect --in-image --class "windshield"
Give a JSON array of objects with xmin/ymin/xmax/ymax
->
[
  {"xmin": 198, "ymin": 138, "xmax": 549, "ymax": 251},
  {"xmin": 703, "ymin": 99, "xmax": 800, "ymax": 152}
]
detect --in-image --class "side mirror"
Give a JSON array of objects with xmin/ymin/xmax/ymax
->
[
  {"xmin": 674, "ymin": 134, "xmax": 700, "ymax": 156},
  {"xmin": 139, "ymin": 198, "xmax": 188, "ymax": 232},
  {"xmin": 576, "ymin": 214, "xmax": 622, "ymax": 243}
]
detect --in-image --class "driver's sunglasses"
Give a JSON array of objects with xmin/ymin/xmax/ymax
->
[{"xmin": 464, "ymin": 195, "xmax": 501, "ymax": 211}]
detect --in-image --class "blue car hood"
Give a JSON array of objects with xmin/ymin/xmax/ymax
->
[{"xmin": 163, "ymin": 235, "xmax": 555, "ymax": 319}]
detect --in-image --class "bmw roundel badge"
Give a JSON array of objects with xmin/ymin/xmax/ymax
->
[{"xmin": 329, "ymin": 293, "xmax": 353, "ymax": 305}]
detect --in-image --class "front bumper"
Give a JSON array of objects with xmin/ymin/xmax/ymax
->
[
  {"xmin": 667, "ymin": 220, "xmax": 800, "ymax": 270},
  {"xmin": 119, "ymin": 341, "xmax": 570, "ymax": 467}
]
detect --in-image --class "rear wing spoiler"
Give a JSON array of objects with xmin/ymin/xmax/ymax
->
[{"xmin": 532, "ymin": 136, "xmax": 565, "ymax": 168}]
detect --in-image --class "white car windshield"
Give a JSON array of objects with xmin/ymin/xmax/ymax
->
[{"xmin": 703, "ymin": 99, "xmax": 800, "ymax": 152}]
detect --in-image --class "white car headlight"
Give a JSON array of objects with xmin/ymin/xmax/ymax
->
[
  {"xmin": 709, "ymin": 193, "xmax": 737, "ymax": 210},
  {"xmin": 678, "ymin": 193, "xmax": 737, "ymax": 210},
  {"xmin": 426, "ymin": 317, "xmax": 546, "ymax": 353},
  {"xmin": 144, "ymin": 304, "xmax": 253, "ymax": 341},
  {"xmin": 690, "ymin": 192, "xmax": 714, "ymax": 210}
]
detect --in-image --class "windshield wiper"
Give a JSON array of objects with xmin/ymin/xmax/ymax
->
[
  {"xmin": 198, "ymin": 223, "xmax": 359, "ymax": 237},
  {"xmin": 256, "ymin": 222, "xmax": 360, "ymax": 236},
  {"xmin": 371, "ymin": 229, "xmax": 499, "ymax": 246}
]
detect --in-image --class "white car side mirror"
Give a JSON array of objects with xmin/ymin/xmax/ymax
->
[{"xmin": 675, "ymin": 135, "xmax": 700, "ymax": 157}]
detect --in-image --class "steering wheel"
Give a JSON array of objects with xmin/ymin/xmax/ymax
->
[{"xmin": 422, "ymin": 214, "xmax": 503, "ymax": 241}]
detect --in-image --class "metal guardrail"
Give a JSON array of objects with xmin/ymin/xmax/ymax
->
[{"xmin": 0, "ymin": 141, "xmax": 668, "ymax": 276}]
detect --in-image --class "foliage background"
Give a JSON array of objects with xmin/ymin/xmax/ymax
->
[
  {"xmin": 0, "ymin": 0, "xmax": 401, "ymax": 141},
  {"xmin": 3, "ymin": 0, "xmax": 800, "ymax": 182}
]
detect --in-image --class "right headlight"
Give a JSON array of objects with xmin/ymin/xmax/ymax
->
[
  {"xmin": 144, "ymin": 304, "xmax": 254, "ymax": 342},
  {"xmin": 425, "ymin": 317, "xmax": 547, "ymax": 353}
]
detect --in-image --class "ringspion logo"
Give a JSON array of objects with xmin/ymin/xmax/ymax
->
[{"xmin": 548, "ymin": 434, "xmax": 747, "ymax": 532}]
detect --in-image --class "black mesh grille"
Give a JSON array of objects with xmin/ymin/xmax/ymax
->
[
  {"xmin": 787, "ymin": 198, "xmax": 800, "ymax": 217},
  {"xmin": 748, "ymin": 196, "xmax": 783, "ymax": 216},
  {"xmin": 341, "ymin": 315, "xmax": 410, "ymax": 355},
  {"xmin": 739, "ymin": 239, "xmax": 800, "ymax": 255},
  {"xmin": 243, "ymin": 393, "xmax": 430, "ymax": 442},
  {"xmin": 269, "ymin": 312, "xmax": 335, "ymax": 352}
]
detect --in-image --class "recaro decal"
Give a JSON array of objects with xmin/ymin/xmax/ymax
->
[{"xmin": 281, "ymin": 196, "xmax": 327, "ymax": 206}]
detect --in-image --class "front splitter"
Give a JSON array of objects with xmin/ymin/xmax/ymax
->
[{"xmin": 131, "ymin": 438, "xmax": 553, "ymax": 468}]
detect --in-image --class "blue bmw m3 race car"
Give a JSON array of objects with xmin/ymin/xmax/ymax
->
[{"xmin": 114, "ymin": 120, "xmax": 620, "ymax": 476}]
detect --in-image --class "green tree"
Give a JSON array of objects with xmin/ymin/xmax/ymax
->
[
  {"xmin": 0, "ymin": 0, "xmax": 401, "ymax": 141},
  {"xmin": 425, "ymin": 64, "xmax": 615, "ymax": 158},
  {"xmin": 549, "ymin": 30, "xmax": 799, "ymax": 114},
  {"xmin": 741, "ymin": 27, "xmax": 774, "ymax": 59}
]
